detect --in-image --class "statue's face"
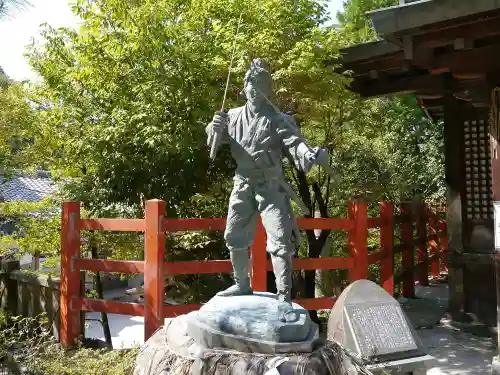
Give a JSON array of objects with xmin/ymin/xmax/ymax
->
[{"xmin": 243, "ymin": 76, "xmax": 270, "ymax": 109}]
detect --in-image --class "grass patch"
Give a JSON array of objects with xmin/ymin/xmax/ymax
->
[{"xmin": 0, "ymin": 311, "xmax": 138, "ymax": 375}]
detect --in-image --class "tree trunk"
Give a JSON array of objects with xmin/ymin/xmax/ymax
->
[
  {"xmin": 90, "ymin": 243, "xmax": 113, "ymax": 347},
  {"xmin": 293, "ymin": 170, "xmax": 332, "ymax": 324},
  {"xmin": 304, "ymin": 239, "xmax": 326, "ymax": 325}
]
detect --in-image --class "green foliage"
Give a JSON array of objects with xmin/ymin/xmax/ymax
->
[
  {"xmin": 337, "ymin": 0, "xmax": 398, "ymax": 43},
  {"xmin": 0, "ymin": 198, "xmax": 60, "ymax": 264},
  {"xmin": 21, "ymin": 0, "xmax": 351, "ymax": 301},
  {"xmin": 0, "ymin": 0, "xmax": 445, "ymax": 304},
  {"xmin": 305, "ymin": 0, "xmax": 445, "ymax": 297},
  {"xmin": 0, "ymin": 67, "xmax": 10, "ymax": 88},
  {"xmin": 0, "ymin": 313, "xmax": 137, "ymax": 375},
  {"xmin": 37, "ymin": 346, "xmax": 138, "ymax": 375},
  {"xmin": 0, "ymin": 81, "xmax": 38, "ymax": 175},
  {"xmin": 26, "ymin": 0, "xmax": 346, "ymax": 214}
]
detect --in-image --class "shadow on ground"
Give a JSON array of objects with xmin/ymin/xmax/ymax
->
[{"xmin": 402, "ymin": 282, "xmax": 495, "ymax": 375}]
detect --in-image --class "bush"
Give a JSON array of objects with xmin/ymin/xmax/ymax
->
[
  {"xmin": 0, "ymin": 313, "xmax": 138, "ymax": 375},
  {"xmin": 37, "ymin": 346, "xmax": 138, "ymax": 375}
]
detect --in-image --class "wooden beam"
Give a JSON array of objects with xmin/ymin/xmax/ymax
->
[
  {"xmin": 453, "ymin": 77, "xmax": 492, "ymax": 105},
  {"xmin": 413, "ymin": 15, "xmax": 500, "ymax": 50},
  {"xmin": 424, "ymin": 105, "xmax": 444, "ymax": 110},
  {"xmin": 403, "ymin": 35, "xmax": 413, "ymax": 60},
  {"xmin": 418, "ymin": 97, "xmax": 443, "ymax": 107},
  {"xmin": 418, "ymin": 94, "xmax": 443, "ymax": 99},
  {"xmin": 344, "ymin": 42, "xmax": 500, "ymax": 82},
  {"xmin": 353, "ymin": 73, "xmax": 445, "ymax": 98},
  {"xmin": 453, "ymin": 73, "xmax": 485, "ymax": 79},
  {"xmin": 419, "ymin": 44, "xmax": 500, "ymax": 75},
  {"xmin": 341, "ymin": 53, "xmax": 405, "ymax": 76},
  {"xmin": 416, "ymin": 96, "xmax": 434, "ymax": 121}
]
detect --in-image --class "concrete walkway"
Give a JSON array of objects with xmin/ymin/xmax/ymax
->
[
  {"xmin": 402, "ymin": 282, "xmax": 495, "ymax": 374},
  {"xmin": 84, "ymin": 282, "xmax": 497, "ymax": 374}
]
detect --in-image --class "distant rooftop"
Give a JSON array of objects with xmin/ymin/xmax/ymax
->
[{"xmin": 0, "ymin": 172, "xmax": 56, "ymax": 202}]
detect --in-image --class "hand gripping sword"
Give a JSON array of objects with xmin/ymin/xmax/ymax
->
[{"xmin": 209, "ymin": 13, "xmax": 243, "ymax": 160}]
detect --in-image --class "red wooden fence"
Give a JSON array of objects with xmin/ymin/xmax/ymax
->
[{"xmin": 59, "ymin": 200, "xmax": 448, "ymax": 346}]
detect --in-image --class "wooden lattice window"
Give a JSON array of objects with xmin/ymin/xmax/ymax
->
[{"xmin": 464, "ymin": 119, "xmax": 493, "ymax": 220}]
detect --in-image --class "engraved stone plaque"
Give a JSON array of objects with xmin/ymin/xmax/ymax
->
[
  {"xmin": 327, "ymin": 280, "xmax": 426, "ymax": 364},
  {"xmin": 344, "ymin": 303, "xmax": 417, "ymax": 357}
]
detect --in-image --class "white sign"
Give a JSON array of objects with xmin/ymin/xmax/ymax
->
[{"xmin": 494, "ymin": 201, "xmax": 500, "ymax": 250}]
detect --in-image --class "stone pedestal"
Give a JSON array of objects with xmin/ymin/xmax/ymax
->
[{"xmin": 185, "ymin": 292, "xmax": 319, "ymax": 354}]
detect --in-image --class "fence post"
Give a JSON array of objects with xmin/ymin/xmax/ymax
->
[
  {"xmin": 416, "ymin": 202, "xmax": 429, "ymax": 286},
  {"xmin": 439, "ymin": 220, "xmax": 449, "ymax": 272},
  {"xmin": 144, "ymin": 199, "xmax": 166, "ymax": 340},
  {"xmin": 80, "ymin": 271, "xmax": 86, "ymax": 339},
  {"xmin": 60, "ymin": 202, "xmax": 81, "ymax": 346},
  {"xmin": 1, "ymin": 260, "xmax": 20, "ymax": 314},
  {"xmin": 251, "ymin": 219, "xmax": 267, "ymax": 292},
  {"xmin": 348, "ymin": 200, "xmax": 368, "ymax": 282},
  {"xmin": 380, "ymin": 202, "xmax": 394, "ymax": 295},
  {"xmin": 400, "ymin": 202, "xmax": 414, "ymax": 298},
  {"xmin": 428, "ymin": 211, "xmax": 440, "ymax": 277}
]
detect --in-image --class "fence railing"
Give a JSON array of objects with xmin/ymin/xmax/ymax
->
[{"xmin": 59, "ymin": 200, "xmax": 447, "ymax": 346}]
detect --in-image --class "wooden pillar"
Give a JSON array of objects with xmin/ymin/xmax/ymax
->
[
  {"xmin": 461, "ymin": 105, "xmax": 496, "ymax": 325},
  {"xmin": 416, "ymin": 202, "xmax": 429, "ymax": 286},
  {"xmin": 144, "ymin": 200, "xmax": 166, "ymax": 340},
  {"xmin": 443, "ymin": 92, "xmax": 465, "ymax": 315},
  {"xmin": 429, "ymin": 211, "xmax": 441, "ymax": 277},
  {"xmin": 251, "ymin": 219, "xmax": 267, "ymax": 292},
  {"xmin": 380, "ymin": 202, "xmax": 394, "ymax": 295},
  {"xmin": 401, "ymin": 202, "xmax": 414, "ymax": 298},
  {"xmin": 59, "ymin": 202, "xmax": 81, "ymax": 346},
  {"xmin": 348, "ymin": 200, "xmax": 368, "ymax": 282},
  {"xmin": 440, "ymin": 220, "xmax": 449, "ymax": 272}
]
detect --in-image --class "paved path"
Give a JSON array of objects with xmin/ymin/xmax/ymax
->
[
  {"xmin": 84, "ymin": 282, "xmax": 496, "ymax": 374},
  {"xmin": 403, "ymin": 282, "xmax": 495, "ymax": 374}
]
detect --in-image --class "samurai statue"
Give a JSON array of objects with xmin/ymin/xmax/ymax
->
[{"xmin": 206, "ymin": 58, "xmax": 335, "ymax": 322}]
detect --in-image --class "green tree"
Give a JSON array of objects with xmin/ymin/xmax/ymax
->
[
  {"xmin": 306, "ymin": 0, "xmax": 445, "ymax": 298},
  {"xmin": 26, "ymin": 0, "xmax": 345, "ymax": 213},
  {"xmin": 0, "ymin": 78, "xmax": 38, "ymax": 175},
  {"xmin": 0, "ymin": 198, "xmax": 59, "ymax": 262},
  {"xmin": 25, "ymin": 0, "xmax": 349, "ymax": 305},
  {"xmin": 337, "ymin": 0, "xmax": 398, "ymax": 43},
  {"xmin": 21, "ymin": 0, "xmax": 445, "ymax": 311}
]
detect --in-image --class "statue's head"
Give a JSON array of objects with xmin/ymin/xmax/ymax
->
[{"xmin": 242, "ymin": 59, "xmax": 273, "ymax": 109}]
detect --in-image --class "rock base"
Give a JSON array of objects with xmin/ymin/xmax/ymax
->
[{"xmin": 133, "ymin": 317, "xmax": 357, "ymax": 375}]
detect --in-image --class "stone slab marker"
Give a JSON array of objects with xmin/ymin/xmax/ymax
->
[{"xmin": 327, "ymin": 279, "xmax": 435, "ymax": 374}]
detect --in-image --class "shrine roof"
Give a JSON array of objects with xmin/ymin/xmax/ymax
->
[{"xmin": 336, "ymin": 0, "xmax": 500, "ymax": 122}]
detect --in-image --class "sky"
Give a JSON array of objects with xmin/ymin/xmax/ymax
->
[{"xmin": 0, "ymin": 0, "xmax": 345, "ymax": 82}]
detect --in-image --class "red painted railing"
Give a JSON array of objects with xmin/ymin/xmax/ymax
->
[{"xmin": 59, "ymin": 200, "xmax": 447, "ymax": 346}]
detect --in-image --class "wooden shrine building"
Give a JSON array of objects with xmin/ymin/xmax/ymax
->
[{"xmin": 336, "ymin": 0, "xmax": 500, "ymax": 327}]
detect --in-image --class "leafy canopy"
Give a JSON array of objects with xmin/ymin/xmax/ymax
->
[{"xmin": 27, "ymin": 0, "xmax": 346, "ymax": 218}]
